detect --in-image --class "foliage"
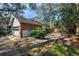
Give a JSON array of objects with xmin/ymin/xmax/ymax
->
[
  {"xmin": 0, "ymin": 27, "xmax": 6, "ymax": 35},
  {"xmin": 54, "ymin": 20, "xmax": 64, "ymax": 29},
  {"xmin": 29, "ymin": 3, "xmax": 59, "ymax": 29},
  {"xmin": 0, "ymin": 3, "xmax": 26, "ymax": 22},
  {"xmin": 48, "ymin": 42, "xmax": 79, "ymax": 56},
  {"xmin": 30, "ymin": 28, "xmax": 47, "ymax": 39},
  {"xmin": 57, "ymin": 4, "xmax": 78, "ymax": 34},
  {"xmin": 29, "ymin": 3, "xmax": 79, "ymax": 34}
]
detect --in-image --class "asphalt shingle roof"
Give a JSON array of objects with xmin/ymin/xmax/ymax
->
[{"xmin": 12, "ymin": 14, "xmax": 42, "ymax": 25}]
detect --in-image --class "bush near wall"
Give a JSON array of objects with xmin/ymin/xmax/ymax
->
[
  {"xmin": 0, "ymin": 26, "xmax": 6, "ymax": 35},
  {"xmin": 30, "ymin": 28, "xmax": 47, "ymax": 39}
]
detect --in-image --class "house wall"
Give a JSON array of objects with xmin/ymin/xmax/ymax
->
[
  {"xmin": 11, "ymin": 17, "xmax": 42, "ymax": 38},
  {"xmin": 12, "ymin": 18, "xmax": 20, "ymax": 36},
  {"xmin": 12, "ymin": 18, "xmax": 20, "ymax": 27},
  {"xmin": 20, "ymin": 22, "xmax": 42, "ymax": 30},
  {"xmin": 20, "ymin": 22, "xmax": 42, "ymax": 38}
]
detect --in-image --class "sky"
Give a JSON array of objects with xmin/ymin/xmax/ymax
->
[
  {"xmin": 0, "ymin": 3, "xmax": 58, "ymax": 20},
  {"xmin": 22, "ymin": 3, "xmax": 59, "ymax": 20},
  {"xmin": 0, "ymin": 3, "xmax": 38, "ymax": 19},
  {"xmin": 21, "ymin": 3, "xmax": 41, "ymax": 19},
  {"xmin": 22, "ymin": 10, "xmax": 38, "ymax": 19}
]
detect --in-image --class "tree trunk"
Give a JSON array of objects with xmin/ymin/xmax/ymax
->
[
  {"xmin": 49, "ymin": 19, "xmax": 52, "ymax": 29},
  {"xmin": 76, "ymin": 23, "xmax": 79, "ymax": 35}
]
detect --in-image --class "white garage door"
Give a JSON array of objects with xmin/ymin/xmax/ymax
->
[{"xmin": 22, "ymin": 30, "xmax": 31, "ymax": 37}]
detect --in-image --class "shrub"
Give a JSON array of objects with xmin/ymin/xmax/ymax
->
[
  {"xmin": 30, "ymin": 28, "xmax": 47, "ymax": 39},
  {"xmin": 48, "ymin": 43, "xmax": 68, "ymax": 56},
  {"xmin": 48, "ymin": 43, "xmax": 79, "ymax": 56},
  {"xmin": 0, "ymin": 27, "xmax": 6, "ymax": 35}
]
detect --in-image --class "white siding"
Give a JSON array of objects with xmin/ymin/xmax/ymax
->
[
  {"xmin": 12, "ymin": 30, "xmax": 20, "ymax": 36},
  {"xmin": 12, "ymin": 18, "xmax": 20, "ymax": 36},
  {"xmin": 12, "ymin": 18, "xmax": 20, "ymax": 27}
]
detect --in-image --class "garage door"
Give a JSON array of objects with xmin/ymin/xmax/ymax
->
[{"xmin": 22, "ymin": 30, "xmax": 31, "ymax": 37}]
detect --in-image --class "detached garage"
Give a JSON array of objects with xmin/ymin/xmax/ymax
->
[{"xmin": 9, "ymin": 14, "xmax": 42, "ymax": 38}]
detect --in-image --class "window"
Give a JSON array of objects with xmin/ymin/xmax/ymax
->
[{"xmin": 12, "ymin": 26, "xmax": 19, "ymax": 30}]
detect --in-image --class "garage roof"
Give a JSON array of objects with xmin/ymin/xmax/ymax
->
[{"xmin": 12, "ymin": 14, "xmax": 42, "ymax": 25}]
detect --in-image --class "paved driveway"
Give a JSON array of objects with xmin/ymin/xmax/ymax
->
[{"xmin": 0, "ymin": 36, "xmax": 9, "ymax": 43}]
